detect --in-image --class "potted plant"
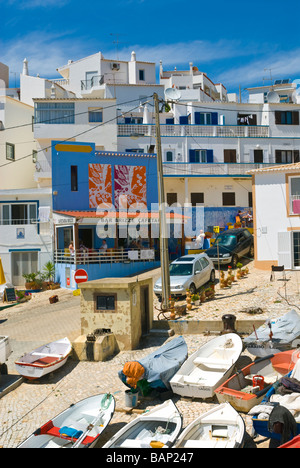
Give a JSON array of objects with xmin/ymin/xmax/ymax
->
[
  {"xmin": 23, "ymin": 272, "xmax": 41, "ymax": 290},
  {"xmin": 42, "ymin": 261, "xmax": 55, "ymax": 283},
  {"xmin": 191, "ymin": 293, "xmax": 200, "ymax": 305},
  {"xmin": 236, "ymin": 262, "xmax": 243, "ymax": 279}
]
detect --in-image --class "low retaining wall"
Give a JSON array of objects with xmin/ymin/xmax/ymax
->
[{"xmin": 152, "ymin": 319, "xmax": 266, "ymax": 335}]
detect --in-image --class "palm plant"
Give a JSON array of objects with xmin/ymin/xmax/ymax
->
[{"xmin": 42, "ymin": 261, "xmax": 55, "ymax": 282}]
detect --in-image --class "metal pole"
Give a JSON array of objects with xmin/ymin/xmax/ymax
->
[{"xmin": 153, "ymin": 93, "xmax": 170, "ymax": 311}]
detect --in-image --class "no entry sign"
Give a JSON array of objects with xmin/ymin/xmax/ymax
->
[{"xmin": 74, "ymin": 269, "xmax": 88, "ymax": 284}]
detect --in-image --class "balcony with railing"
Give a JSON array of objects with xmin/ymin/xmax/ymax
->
[
  {"xmin": 118, "ymin": 123, "xmax": 270, "ymax": 138},
  {"xmin": 54, "ymin": 248, "xmax": 157, "ymax": 265},
  {"xmin": 163, "ymin": 162, "xmax": 282, "ymax": 177},
  {"xmin": 81, "ymin": 75, "xmax": 105, "ymax": 91}
]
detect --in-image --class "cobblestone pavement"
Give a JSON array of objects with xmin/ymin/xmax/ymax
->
[{"xmin": 1, "ymin": 261, "xmax": 300, "ymax": 448}]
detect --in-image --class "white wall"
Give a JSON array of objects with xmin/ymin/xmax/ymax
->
[
  {"xmin": 0, "ymin": 188, "xmax": 52, "ymax": 285},
  {"xmin": 0, "ymin": 97, "xmax": 37, "ymax": 190},
  {"xmin": 164, "ymin": 177, "xmax": 251, "ymax": 207}
]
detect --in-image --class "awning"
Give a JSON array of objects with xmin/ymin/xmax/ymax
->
[{"xmin": 53, "ymin": 210, "xmax": 189, "ymax": 224}]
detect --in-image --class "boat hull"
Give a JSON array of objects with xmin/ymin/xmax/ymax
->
[
  {"xmin": 174, "ymin": 402, "xmax": 245, "ymax": 449},
  {"xmin": 215, "ymin": 351, "xmax": 299, "ymax": 413},
  {"xmin": 103, "ymin": 399, "xmax": 182, "ymax": 448},
  {"xmin": 15, "ymin": 355, "xmax": 70, "ymax": 380},
  {"xmin": 0, "ymin": 336, "xmax": 11, "ymax": 364},
  {"xmin": 18, "ymin": 393, "xmax": 115, "ymax": 448},
  {"xmin": 15, "ymin": 337, "xmax": 72, "ymax": 380},
  {"xmin": 170, "ymin": 333, "xmax": 243, "ymax": 399}
]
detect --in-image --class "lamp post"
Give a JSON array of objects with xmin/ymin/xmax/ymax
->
[{"xmin": 153, "ymin": 93, "xmax": 170, "ymax": 311}]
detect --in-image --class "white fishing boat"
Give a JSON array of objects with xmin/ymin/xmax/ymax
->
[
  {"xmin": 170, "ymin": 333, "xmax": 243, "ymax": 399},
  {"xmin": 103, "ymin": 399, "xmax": 182, "ymax": 448},
  {"xmin": 18, "ymin": 393, "xmax": 115, "ymax": 448},
  {"xmin": 15, "ymin": 337, "xmax": 72, "ymax": 380},
  {"xmin": 174, "ymin": 403, "xmax": 245, "ymax": 449},
  {"xmin": 0, "ymin": 335, "xmax": 11, "ymax": 366},
  {"xmin": 244, "ymin": 310, "xmax": 300, "ymax": 358}
]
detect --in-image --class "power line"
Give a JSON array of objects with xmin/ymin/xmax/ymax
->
[
  {"xmin": 0, "ymin": 98, "xmax": 151, "ymax": 169},
  {"xmin": 1, "ymin": 96, "xmax": 152, "ymax": 131}
]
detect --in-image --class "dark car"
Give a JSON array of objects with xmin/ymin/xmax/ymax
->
[{"xmin": 205, "ymin": 228, "xmax": 254, "ymax": 268}]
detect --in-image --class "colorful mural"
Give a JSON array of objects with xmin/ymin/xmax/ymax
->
[
  {"xmin": 114, "ymin": 165, "xmax": 147, "ymax": 209},
  {"xmin": 89, "ymin": 164, "xmax": 112, "ymax": 208}
]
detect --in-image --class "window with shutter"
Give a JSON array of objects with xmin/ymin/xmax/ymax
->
[
  {"xmin": 222, "ymin": 192, "xmax": 236, "ymax": 206},
  {"xmin": 224, "ymin": 149, "xmax": 237, "ymax": 163},
  {"xmin": 167, "ymin": 193, "xmax": 178, "ymax": 206},
  {"xmin": 274, "ymin": 111, "xmax": 299, "ymax": 125},
  {"xmin": 254, "ymin": 149, "xmax": 263, "ymax": 163},
  {"xmin": 179, "ymin": 116, "xmax": 189, "ymax": 124},
  {"xmin": 191, "ymin": 193, "xmax": 204, "ymax": 206}
]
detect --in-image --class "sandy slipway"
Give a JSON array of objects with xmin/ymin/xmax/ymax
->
[{"xmin": 0, "ymin": 260, "xmax": 299, "ymax": 448}]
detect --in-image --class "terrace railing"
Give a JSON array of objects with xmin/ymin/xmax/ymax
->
[
  {"xmin": 54, "ymin": 248, "xmax": 156, "ymax": 265},
  {"xmin": 118, "ymin": 123, "xmax": 270, "ymax": 138}
]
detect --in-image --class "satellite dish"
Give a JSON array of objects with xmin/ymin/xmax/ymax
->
[
  {"xmin": 165, "ymin": 88, "xmax": 182, "ymax": 102},
  {"xmin": 267, "ymin": 91, "xmax": 280, "ymax": 103}
]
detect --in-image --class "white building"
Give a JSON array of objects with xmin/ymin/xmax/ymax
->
[
  {"xmin": 0, "ymin": 61, "xmax": 53, "ymax": 286},
  {"xmin": 248, "ymin": 162, "xmax": 300, "ymax": 270},
  {"xmin": 33, "ymin": 96, "xmax": 118, "ymax": 187},
  {"xmin": 159, "ymin": 60, "xmax": 229, "ymax": 103}
]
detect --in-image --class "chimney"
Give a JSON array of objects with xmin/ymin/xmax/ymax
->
[
  {"xmin": 22, "ymin": 58, "xmax": 29, "ymax": 76},
  {"xmin": 131, "ymin": 51, "xmax": 136, "ymax": 62},
  {"xmin": 51, "ymin": 83, "xmax": 56, "ymax": 99}
]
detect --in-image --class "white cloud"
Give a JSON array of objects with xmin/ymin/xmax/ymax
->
[
  {"xmin": 109, "ymin": 39, "xmax": 261, "ymax": 67},
  {"xmin": 1, "ymin": 31, "xmax": 88, "ymax": 78},
  {"xmin": 5, "ymin": 0, "xmax": 70, "ymax": 8},
  {"xmin": 218, "ymin": 49, "xmax": 300, "ymax": 89}
]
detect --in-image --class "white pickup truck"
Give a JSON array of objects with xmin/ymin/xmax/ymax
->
[{"xmin": 0, "ymin": 336, "xmax": 11, "ymax": 374}]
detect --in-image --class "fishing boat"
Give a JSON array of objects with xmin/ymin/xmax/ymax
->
[
  {"xmin": 102, "ymin": 399, "xmax": 182, "ymax": 448},
  {"xmin": 215, "ymin": 350, "xmax": 300, "ymax": 413},
  {"xmin": 18, "ymin": 393, "xmax": 115, "ymax": 448},
  {"xmin": 0, "ymin": 335, "xmax": 11, "ymax": 366},
  {"xmin": 170, "ymin": 333, "xmax": 243, "ymax": 399},
  {"xmin": 174, "ymin": 403, "xmax": 245, "ymax": 449},
  {"xmin": 251, "ymin": 360, "xmax": 300, "ymax": 443},
  {"xmin": 244, "ymin": 310, "xmax": 300, "ymax": 358},
  {"xmin": 15, "ymin": 337, "xmax": 72, "ymax": 380},
  {"xmin": 279, "ymin": 434, "xmax": 300, "ymax": 448}
]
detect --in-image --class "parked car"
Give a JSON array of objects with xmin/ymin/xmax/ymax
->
[
  {"xmin": 205, "ymin": 228, "xmax": 254, "ymax": 268},
  {"xmin": 154, "ymin": 253, "xmax": 215, "ymax": 297}
]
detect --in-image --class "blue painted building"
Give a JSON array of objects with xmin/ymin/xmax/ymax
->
[{"xmin": 51, "ymin": 141, "xmax": 161, "ymax": 288}]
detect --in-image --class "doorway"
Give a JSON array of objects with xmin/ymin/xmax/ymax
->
[
  {"xmin": 11, "ymin": 251, "xmax": 38, "ymax": 286},
  {"xmin": 140, "ymin": 285, "xmax": 150, "ymax": 335}
]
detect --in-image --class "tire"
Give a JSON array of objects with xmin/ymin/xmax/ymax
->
[
  {"xmin": 189, "ymin": 283, "xmax": 197, "ymax": 294},
  {"xmin": 210, "ymin": 270, "xmax": 216, "ymax": 283}
]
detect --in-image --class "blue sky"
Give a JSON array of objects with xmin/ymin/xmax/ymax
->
[{"xmin": 1, "ymin": 0, "xmax": 300, "ymax": 96}]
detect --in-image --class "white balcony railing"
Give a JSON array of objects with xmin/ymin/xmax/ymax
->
[
  {"xmin": 162, "ymin": 162, "xmax": 280, "ymax": 176},
  {"xmin": 118, "ymin": 124, "xmax": 270, "ymax": 138},
  {"xmin": 54, "ymin": 248, "xmax": 156, "ymax": 265}
]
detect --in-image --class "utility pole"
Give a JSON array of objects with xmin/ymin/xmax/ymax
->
[{"xmin": 153, "ymin": 93, "xmax": 170, "ymax": 311}]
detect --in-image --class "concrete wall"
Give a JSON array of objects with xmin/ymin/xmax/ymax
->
[{"xmin": 79, "ymin": 274, "xmax": 154, "ymax": 350}]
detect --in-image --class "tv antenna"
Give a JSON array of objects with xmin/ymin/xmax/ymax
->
[
  {"xmin": 263, "ymin": 68, "xmax": 274, "ymax": 86},
  {"xmin": 110, "ymin": 33, "xmax": 126, "ymax": 60}
]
